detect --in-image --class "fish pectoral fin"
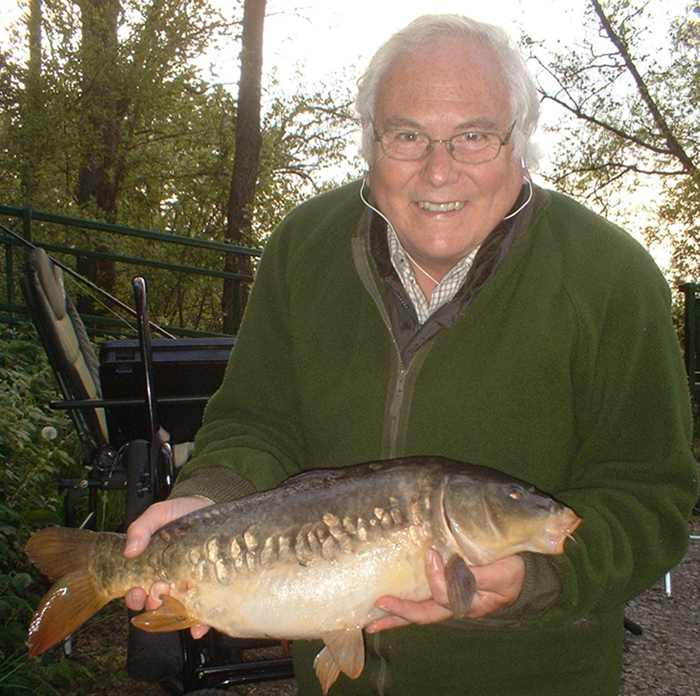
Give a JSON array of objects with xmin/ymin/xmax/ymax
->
[
  {"xmin": 313, "ymin": 646, "xmax": 341, "ymax": 696},
  {"xmin": 130, "ymin": 595, "xmax": 198, "ymax": 633},
  {"xmin": 445, "ymin": 555, "xmax": 476, "ymax": 618},
  {"xmin": 314, "ymin": 628, "xmax": 365, "ymax": 693}
]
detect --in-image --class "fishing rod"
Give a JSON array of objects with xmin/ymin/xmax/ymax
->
[{"xmin": 1, "ymin": 222, "xmax": 177, "ymax": 339}]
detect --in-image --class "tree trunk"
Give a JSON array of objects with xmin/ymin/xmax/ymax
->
[
  {"xmin": 222, "ymin": 0, "xmax": 266, "ymax": 334},
  {"xmin": 21, "ymin": 0, "xmax": 43, "ymax": 206},
  {"xmin": 75, "ymin": 0, "xmax": 123, "ymax": 314}
]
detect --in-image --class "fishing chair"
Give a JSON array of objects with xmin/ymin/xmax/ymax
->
[
  {"xmin": 21, "ymin": 247, "xmax": 125, "ymax": 528},
  {"xmin": 21, "ymin": 248, "xmax": 193, "ymax": 528}
]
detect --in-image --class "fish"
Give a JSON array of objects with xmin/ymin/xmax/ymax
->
[{"xmin": 25, "ymin": 455, "xmax": 580, "ymax": 694}]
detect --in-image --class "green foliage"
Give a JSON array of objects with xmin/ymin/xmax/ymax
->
[
  {"xmin": 0, "ymin": 0, "xmax": 359, "ymax": 334},
  {"xmin": 0, "ymin": 492, "xmax": 89, "ymax": 694},
  {"xmin": 0, "ymin": 326, "xmax": 106, "ymax": 693},
  {"xmin": 0, "ymin": 328, "xmax": 80, "ymax": 517}
]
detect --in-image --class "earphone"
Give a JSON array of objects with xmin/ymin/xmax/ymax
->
[{"xmin": 503, "ymin": 175, "xmax": 533, "ymax": 220}]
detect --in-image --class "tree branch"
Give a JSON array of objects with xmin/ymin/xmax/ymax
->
[
  {"xmin": 540, "ymin": 92, "xmax": 673, "ymax": 155},
  {"xmin": 590, "ymin": 0, "xmax": 699, "ymax": 179}
]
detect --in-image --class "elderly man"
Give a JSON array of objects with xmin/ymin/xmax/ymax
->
[{"xmin": 124, "ymin": 14, "xmax": 698, "ymax": 696}]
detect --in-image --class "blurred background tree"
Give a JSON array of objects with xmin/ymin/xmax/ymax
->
[
  {"xmin": 0, "ymin": 0, "xmax": 357, "ymax": 332},
  {"xmin": 523, "ymin": 0, "xmax": 699, "ymax": 288}
]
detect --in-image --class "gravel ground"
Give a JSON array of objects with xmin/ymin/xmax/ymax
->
[
  {"xmin": 234, "ymin": 520, "xmax": 700, "ymax": 696},
  {"xmin": 620, "ymin": 519, "xmax": 700, "ymax": 696}
]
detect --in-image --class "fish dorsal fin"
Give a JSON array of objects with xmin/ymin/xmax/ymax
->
[
  {"xmin": 130, "ymin": 595, "xmax": 198, "ymax": 632},
  {"xmin": 444, "ymin": 555, "xmax": 476, "ymax": 618},
  {"xmin": 314, "ymin": 629, "xmax": 365, "ymax": 694}
]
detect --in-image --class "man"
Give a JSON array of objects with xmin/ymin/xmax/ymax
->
[{"xmin": 124, "ymin": 15, "xmax": 698, "ymax": 695}]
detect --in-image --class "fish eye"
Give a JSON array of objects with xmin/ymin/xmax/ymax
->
[{"xmin": 508, "ymin": 486, "xmax": 524, "ymax": 501}]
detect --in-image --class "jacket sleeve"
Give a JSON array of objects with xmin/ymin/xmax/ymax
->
[
  {"xmin": 170, "ymin": 218, "xmax": 306, "ymax": 503},
  {"xmin": 546, "ymin": 251, "xmax": 698, "ymax": 622}
]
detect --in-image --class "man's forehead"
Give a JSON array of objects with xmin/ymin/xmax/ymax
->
[
  {"xmin": 375, "ymin": 40, "xmax": 508, "ymax": 116},
  {"xmin": 381, "ymin": 115, "xmax": 502, "ymax": 131}
]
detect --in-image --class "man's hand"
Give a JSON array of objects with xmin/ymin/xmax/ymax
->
[
  {"xmin": 365, "ymin": 550, "xmax": 525, "ymax": 633},
  {"xmin": 123, "ymin": 496, "xmax": 213, "ymax": 639}
]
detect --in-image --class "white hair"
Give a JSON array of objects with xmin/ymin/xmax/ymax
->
[{"xmin": 355, "ymin": 14, "xmax": 540, "ymax": 168}]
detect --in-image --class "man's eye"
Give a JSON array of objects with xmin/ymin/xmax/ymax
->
[
  {"xmin": 393, "ymin": 131, "xmax": 421, "ymax": 143},
  {"xmin": 459, "ymin": 131, "xmax": 487, "ymax": 144}
]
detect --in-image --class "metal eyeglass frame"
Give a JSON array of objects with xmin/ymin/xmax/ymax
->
[{"xmin": 373, "ymin": 120, "xmax": 517, "ymax": 165}]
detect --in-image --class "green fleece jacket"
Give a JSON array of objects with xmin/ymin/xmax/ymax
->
[{"xmin": 172, "ymin": 181, "xmax": 698, "ymax": 696}]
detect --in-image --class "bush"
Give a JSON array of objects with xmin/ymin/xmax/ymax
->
[
  {"xmin": 0, "ymin": 327, "xmax": 91, "ymax": 693},
  {"xmin": 0, "ymin": 327, "xmax": 81, "ymax": 519}
]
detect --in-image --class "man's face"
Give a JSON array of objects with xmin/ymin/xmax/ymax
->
[{"xmin": 370, "ymin": 39, "xmax": 524, "ymax": 280}]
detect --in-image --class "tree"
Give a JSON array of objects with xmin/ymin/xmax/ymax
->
[
  {"xmin": 524, "ymin": 0, "xmax": 699, "ymax": 284},
  {"xmin": 20, "ymin": 0, "xmax": 44, "ymax": 205},
  {"xmin": 223, "ymin": 0, "xmax": 266, "ymax": 333},
  {"xmin": 0, "ymin": 0, "xmax": 359, "ymax": 333}
]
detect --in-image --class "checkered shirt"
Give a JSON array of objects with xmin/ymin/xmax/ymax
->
[{"xmin": 386, "ymin": 223, "xmax": 478, "ymax": 324}]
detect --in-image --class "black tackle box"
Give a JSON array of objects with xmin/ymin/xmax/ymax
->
[{"xmin": 99, "ymin": 336, "xmax": 234, "ymax": 445}]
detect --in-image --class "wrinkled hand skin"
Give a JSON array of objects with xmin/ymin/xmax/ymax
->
[
  {"xmin": 366, "ymin": 550, "xmax": 525, "ymax": 633},
  {"xmin": 123, "ymin": 496, "xmax": 213, "ymax": 639}
]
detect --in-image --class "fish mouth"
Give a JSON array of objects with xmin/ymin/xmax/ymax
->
[
  {"xmin": 416, "ymin": 200, "xmax": 466, "ymax": 213},
  {"xmin": 545, "ymin": 512, "xmax": 582, "ymax": 554}
]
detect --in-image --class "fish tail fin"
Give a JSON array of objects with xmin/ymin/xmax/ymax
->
[
  {"xmin": 25, "ymin": 527, "xmax": 111, "ymax": 656},
  {"xmin": 27, "ymin": 570, "xmax": 111, "ymax": 656},
  {"xmin": 26, "ymin": 526, "xmax": 99, "ymax": 580}
]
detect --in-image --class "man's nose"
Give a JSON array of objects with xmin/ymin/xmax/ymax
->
[{"xmin": 421, "ymin": 140, "xmax": 458, "ymax": 187}]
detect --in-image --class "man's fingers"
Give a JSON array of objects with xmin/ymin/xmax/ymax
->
[
  {"xmin": 124, "ymin": 498, "xmax": 214, "ymax": 559},
  {"xmin": 145, "ymin": 581, "xmax": 171, "ymax": 610},
  {"xmin": 190, "ymin": 624, "xmax": 211, "ymax": 639},
  {"xmin": 365, "ymin": 614, "xmax": 410, "ymax": 634},
  {"xmin": 124, "ymin": 587, "xmax": 147, "ymax": 611},
  {"xmin": 124, "ymin": 581, "xmax": 170, "ymax": 611},
  {"xmin": 425, "ymin": 548, "xmax": 449, "ymax": 606},
  {"xmin": 374, "ymin": 595, "xmax": 452, "ymax": 627},
  {"xmin": 124, "ymin": 502, "xmax": 169, "ymax": 557},
  {"xmin": 465, "ymin": 556, "xmax": 526, "ymax": 619}
]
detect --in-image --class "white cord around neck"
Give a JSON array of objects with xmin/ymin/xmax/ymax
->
[
  {"xmin": 358, "ymin": 175, "xmax": 533, "ymax": 284},
  {"xmin": 503, "ymin": 176, "xmax": 533, "ymax": 220},
  {"xmin": 359, "ymin": 178, "xmax": 440, "ymax": 286}
]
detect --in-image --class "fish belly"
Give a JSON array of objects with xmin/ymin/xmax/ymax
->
[{"xmin": 183, "ymin": 533, "xmax": 430, "ymax": 639}]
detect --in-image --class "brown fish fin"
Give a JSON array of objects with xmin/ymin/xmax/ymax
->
[
  {"xmin": 27, "ymin": 570, "xmax": 110, "ymax": 656},
  {"xmin": 322, "ymin": 629, "xmax": 365, "ymax": 679},
  {"xmin": 445, "ymin": 555, "xmax": 476, "ymax": 618},
  {"xmin": 26, "ymin": 526, "xmax": 101, "ymax": 581},
  {"xmin": 313, "ymin": 646, "xmax": 341, "ymax": 696},
  {"xmin": 131, "ymin": 595, "xmax": 198, "ymax": 632}
]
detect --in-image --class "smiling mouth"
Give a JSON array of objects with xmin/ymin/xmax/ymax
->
[{"xmin": 417, "ymin": 200, "xmax": 465, "ymax": 213}]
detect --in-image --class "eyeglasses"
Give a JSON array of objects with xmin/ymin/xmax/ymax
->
[{"xmin": 373, "ymin": 120, "xmax": 516, "ymax": 165}]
